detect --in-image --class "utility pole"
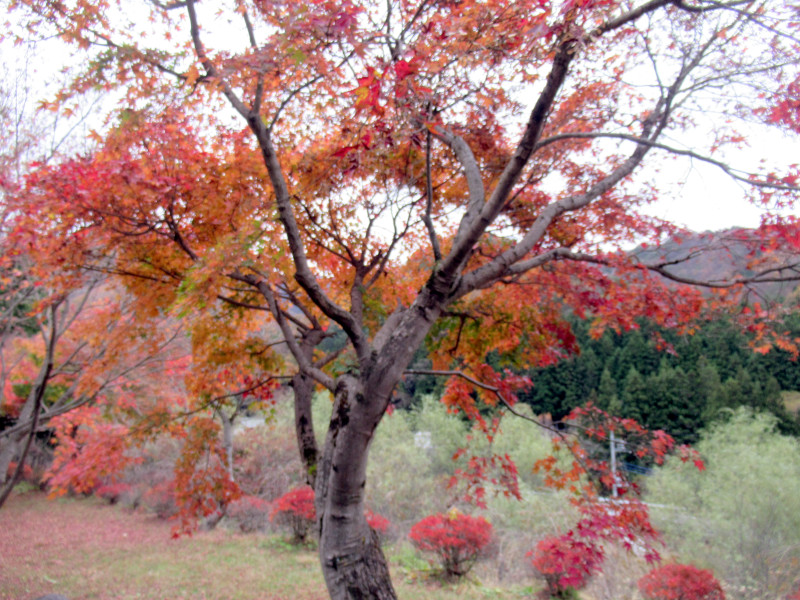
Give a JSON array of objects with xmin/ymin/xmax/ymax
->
[{"xmin": 610, "ymin": 430, "xmax": 618, "ymax": 498}]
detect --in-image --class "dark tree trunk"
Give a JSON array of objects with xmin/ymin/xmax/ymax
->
[
  {"xmin": 293, "ymin": 371, "xmax": 319, "ymax": 487},
  {"xmin": 314, "ymin": 299, "xmax": 444, "ymax": 599},
  {"xmin": 0, "ymin": 340, "xmax": 53, "ymax": 508},
  {"xmin": 316, "ymin": 376, "xmax": 397, "ymax": 600}
]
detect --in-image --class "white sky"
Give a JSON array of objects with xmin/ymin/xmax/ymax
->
[{"xmin": 644, "ymin": 124, "xmax": 798, "ymax": 232}]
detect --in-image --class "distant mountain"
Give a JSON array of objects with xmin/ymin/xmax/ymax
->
[{"xmin": 631, "ymin": 228, "xmax": 800, "ymax": 302}]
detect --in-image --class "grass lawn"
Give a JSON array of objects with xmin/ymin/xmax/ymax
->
[{"xmin": 0, "ymin": 490, "xmax": 533, "ymax": 600}]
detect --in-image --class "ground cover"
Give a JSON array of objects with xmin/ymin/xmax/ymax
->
[{"xmin": 0, "ymin": 490, "xmax": 530, "ymax": 600}]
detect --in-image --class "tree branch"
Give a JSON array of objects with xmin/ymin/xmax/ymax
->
[{"xmin": 534, "ymin": 132, "xmax": 800, "ymax": 193}]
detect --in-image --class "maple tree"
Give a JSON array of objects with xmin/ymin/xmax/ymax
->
[
  {"xmin": 3, "ymin": 0, "xmax": 800, "ymax": 598},
  {"xmin": 0, "ymin": 276, "xmax": 187, "ymax": 509}
]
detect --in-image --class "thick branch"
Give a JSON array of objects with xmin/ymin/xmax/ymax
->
[
  {"xmin": 429, "ymin": 125, "xmax": 485, "ymax": 250},
  {"xmin": 435, "ymin": 43, "xmax": 575, "ymax": 284},
  {"xmin": 244, "ymin": 116, "xmax": 367, "ymax": 357}
]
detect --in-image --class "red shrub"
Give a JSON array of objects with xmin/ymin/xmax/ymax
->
[
  {"xmin": 529, "ymin": 534, "xmax": 604, "ymax": 598},
  {"xmin": 366, "ymin": 509, "xmax": 392, "ymax": 544},
  {"xmin": 638, "ymin": 564, "xmax": 725, "ymax": 600},
  {"xmin": 95, "ymin": 482, "xmax": 132, "ymax": 504},
  {"xmin": 270, "ymin": 485, "xmax": 316, "ymax": 542},
  {"xmin": 227, "ymin": 494, "xmax": 271, "ymax": 532},
  {"xmin": 366, "ymin": 510, "xmax": 391, "ymax": 534},
  {"xmin": 6, "ymin": 460, "xmax": 35, "ymax": 483},
  {"xmin": 788, "ymin": 587, "xmax": 800, "ymax": 600},
  {"xmin": 409, "ymin": 509, "xmax": 493, "ymax": 578}
]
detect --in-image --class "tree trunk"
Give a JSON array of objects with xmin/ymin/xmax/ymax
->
[
  {"xmin": 293, "ymin": 371, "xmax": 319, "ymax": 487},
  {"xmin": 220, "ymin": 409, "xmax": 235, "ymax": 482},
  {"xmin": 292, "ymin": 328, "xmax": 323, "ymax": 487},
  {"xmin": 0, "ymin": 347, "xmax": 52, "ymax": 508},
  {"xmin": 316, "ymin": 375, "xmax": 397, "ymax": 600},
  {"xmin": 0, "ymin": 356, "xmax": 51, "ymax": 487}
]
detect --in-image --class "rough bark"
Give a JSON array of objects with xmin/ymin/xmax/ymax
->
[
  {"xmin": 0, "ymin": 328, "xmax": 54, "ymax": 508},
  {"xmin": 316, "ymin": 376, "xmax": 397, "ymax": 600},
  {"xmin": 220, "ymin": 409, "xmax": 235, "ymax": 482},
  {"xmin": 293, "ymin": 371, "xmax": 319, "ymax": 487}
]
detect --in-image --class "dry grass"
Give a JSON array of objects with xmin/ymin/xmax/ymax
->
[
  {"xmin": 0, "ymin": 489, "xmax": 533, "ymax": 600},
  {"xmin": 782, "ymin": 390, "xmax": 800, "ymax": 415}
]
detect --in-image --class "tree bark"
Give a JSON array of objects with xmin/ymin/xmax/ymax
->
[
  {"xmin": 220, "ymin": 409, "xmax": 235, "ymax": 482},
  {"xmin": 293, "ymin": 371, "xmax": 319, "ymax": 487},
  {"xmin": 0, "ymin": 330, "xmax": 54, "ymax": 508},
  {"xmin": 316, "ymin": 375, "xmax": 397, "ymax": 600}
]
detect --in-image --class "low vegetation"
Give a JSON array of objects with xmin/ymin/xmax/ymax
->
[{"xmin": 4, "ymin": 400, "xmax": 799, "ymax": 600}]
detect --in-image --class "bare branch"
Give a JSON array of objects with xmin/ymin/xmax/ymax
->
[
  {"xmin": 405, "ymin": 368, "xmax": 560, "ymax": 434},
  {"xmin": 534, "ymin": 132, "xmax": 800, "ymax": 193},
  {"xmin": 230, "ymin": 270, "xmax": 335, "ymax": 390},
  {"xmin": 423, "ymin": 129, "xmax": 442, "ymax": 261}
]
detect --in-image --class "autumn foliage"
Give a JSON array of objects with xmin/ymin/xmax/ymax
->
[
  {"xmin": 2, "ymin": 0, "xmax": 800, "ymax": 597},
  {"xmin": 227, "ymin": 494, "xmax": 271, "ymax": 533},
  {"xmin": 409, "ymin": 510, "xmax": 493, "ymax": 578},
  {"xmin": 638, "ymin": 564, "xmax": 726, "ymax": 600},
  {"xmin": 529, "ymin": 534, "xmax": 604, "ymax": 598},
  {"xmin": 270, "ymin": 485, "xmax": 316, "ymax": 543},
  {"xmin": 365, "ymin": 510, "xmax": 391, "ymax": 542}
]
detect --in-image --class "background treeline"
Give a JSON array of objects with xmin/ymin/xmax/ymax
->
[
  {"xmin": 515, "ymin": 316, "xmax": 800, "ymax": 443},
  {"xmin": 402, "ymin": 314, "xmax": 800, "ymax": 444}
]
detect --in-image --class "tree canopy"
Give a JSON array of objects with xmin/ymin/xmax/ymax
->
[{"xmin": 2, "ymin": 1, "xmax": 800, "ymax": 598}]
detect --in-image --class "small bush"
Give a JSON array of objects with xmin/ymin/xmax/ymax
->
[
  {"xmin": 366, "ymin": 509, "xmax": 392, "ymax": 544},
  {"xmin": 409, "ymin": 509, "xmax": 493, "ymax": 579},
  {"xmin": 270, "ymin": 485, "xmax": 315, "ymax": 543},
  {"xmin": 141, "ymin": 479, "xmax": 178, "ymax": 519},
  {"xmin": 94, "ymin": 482, "xmax": 132, "ymax": 505},
  {"xmin": 6, "ymin": 460, "xmax": 35, "ymax": 483},
  {"xmin": 529, "ymin": 534, "xmax": 603, "ymax": 599},
  {"xmin": 638, "ymin": 564, "xmax": 725, "ymax": 600},
  {"xmin": 366, "ymin": 509, "xmax": 390, "ymax": 533},
  {"xmin": 227, "ymin": 494, "xmax": 271, "ymax": 532}
]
